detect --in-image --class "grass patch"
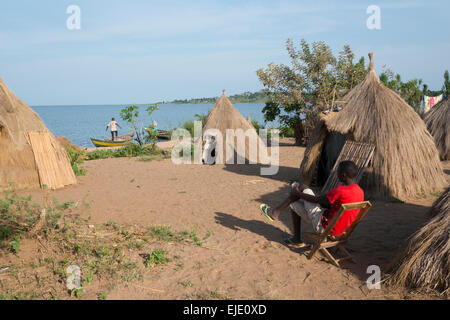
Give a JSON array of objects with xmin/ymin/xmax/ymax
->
[
  {"xmin": 147, "ymin": 226, "xmax": 211, "ymax": 246},
  {"xmin": 180, "ymin": 280, "xmax": 194, "ymax": 288},
  {"xmin": 0, "ymin": 189, "xmax": 211, "ymax": 300},
  {"xmin": 86, "ymin": 144, "xmax": 169, "ymax": 161},
  {"xmin": 142, "ymin": 249, "xmax": 168, "ymax": 267},
  {"xmin": 67, "ymin": 146, "xmax": 87, "ymax": 176},
  {"xmin": 147, "ymin": 226, "xmax": 182, "ymax": 242},
  {"xmin": 194, "ymin": 289, "xmax": 231, "ymax": 300},
  {"xmin": 0, "ymin": 187, "xmax": 76, "ymax": 253},
  {"xmin": 97, "ymin": 291, "xmax": 107, "ymax": 300}
]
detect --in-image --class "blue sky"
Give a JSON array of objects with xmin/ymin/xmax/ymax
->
[{"xmin": 0, "ymin": 0, "xmax": 449, "ymax": 105}]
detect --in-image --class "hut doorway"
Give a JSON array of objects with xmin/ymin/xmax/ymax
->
[{"xmin": 317, "ymin": 132, "xmax": 346, "ymax": 186}]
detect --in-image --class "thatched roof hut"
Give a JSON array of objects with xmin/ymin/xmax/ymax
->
[
  {"xmin": 202, "ymin": 90, "xmax": 265, "ymax": 164},
  {"xmin": 424, "ymin": 95, "xmax": 450, "ymax": 160},
  {"xmin": 300, "ymin": 53, "xmax": 446, "ymax": 200},
  {"xmin": 388, "ymin": 188, "xmax": 449, "ymax": 296},
  {"xmin": 0, "ymin": 76, "xmax": 76, "ymax": 190}
]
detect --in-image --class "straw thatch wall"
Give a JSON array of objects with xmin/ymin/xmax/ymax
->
[
  {"xmin": 424, "ymin": 95, "xmax": 450, "ymax": 160},
  {"xmin": 388, "ymin": 188, "xmax": 450, "ymax": 296},
  {"xmin": 0, "ymin": 76, "xmax": 76, "ymax": 189},
  {"xmin": 299, "ymin": 53, "xmax": 446, "ymax": 200},
  {"xmin": 202, "ymin": 90, "xmax": 265, "ymax": 164}
]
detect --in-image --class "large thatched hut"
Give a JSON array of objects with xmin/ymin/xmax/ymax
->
[
  {"xmin": 299, "ymin": 53, "xmax": 446, "ymax": 200},
  {"xmin": 388, "ymin": 188, "xmax": 449, "ymax": 296},
  {"xmin": 202, "ymin": 90, "xmax": 265, "ymax": 164},
  {"xmin": 0, "ymin": 76, "xmax": 76, "ymax": 190},
  {"xmin": 424, "ymin": 95, "xmax": 450, "ymax": 160}
]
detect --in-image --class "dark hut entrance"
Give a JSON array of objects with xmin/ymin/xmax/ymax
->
[{"xmin": 317, "ymin": 131, "xmax": 346, "ymax": 186}]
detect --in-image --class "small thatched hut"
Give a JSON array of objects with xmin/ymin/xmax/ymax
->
[
  {"xmin": 424, "ymin": 95, "xmax": 450, "ymax": 160},
  {"xmin": 300, "ymin": 53, "xmax": 446, "ymax": 200},
  {"xmin": 202, "ymin": 90, "xmax": 265, "ymax": 164},
  {"xmin": 388, "ymin": 188, "xmax": 449, "ymax": 296},
  {"xmin": 0, "ymin": 76, "xmax": 76, "ymax": 190}
]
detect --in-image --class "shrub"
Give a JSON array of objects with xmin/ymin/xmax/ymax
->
[
  {"xmin": 180, "ymin": 113, "xmax": 206, "ymax": 137},
  {"xmin": 251, "ymin": 120, "xmax": 262, "ymax": 131},
  {"xmin": 0, "ymin": 187, "xmax": 75, "ymax": 253},
  {"xmin": 67, "ymin": 147, "xmax": 87, "ymax": 176},
  {"xmin": 144, "ymin": 249, "xmax": 168, "ymax": 267},
  {"xmin": 86, "ymin": 144, "xmax": 168, "ymax": 161},
  {"xmin": 279, "ymin": 126, "xmax": 295, "ymax": 138}
]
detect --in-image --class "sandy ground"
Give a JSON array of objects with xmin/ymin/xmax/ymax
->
[{"xmin": 17, "ymin": 139, "xmax": 450, "ymax": 299}]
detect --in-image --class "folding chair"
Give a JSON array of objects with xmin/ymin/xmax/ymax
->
[{"xmin": 303, "ymin": 201, "xmax": 372, "ymax": 267}]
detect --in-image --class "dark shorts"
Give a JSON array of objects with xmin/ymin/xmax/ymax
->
[{"xmin": 111, "ymin": 131, "xmax": 118, "ymax": 140}]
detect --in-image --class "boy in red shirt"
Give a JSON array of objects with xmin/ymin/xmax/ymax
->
[{"xmin": 259, "ymin": 161, "xmax": 364, "ymax": 247}]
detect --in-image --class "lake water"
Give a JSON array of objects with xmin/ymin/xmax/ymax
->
[{"xmin": 31, "ymin": 103, "xmax": 276, "ymax": 148}]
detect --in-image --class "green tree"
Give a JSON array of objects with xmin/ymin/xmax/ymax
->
[
  {"xmin": 379, "ymin": 66, "xmax": 424, "ymax": 112},
  {"xmin": 442, "ymin": 70, "xmax": 450, "ymax": 97},
  {"xmin": 256, "ymin": 39, "xmax": 367, "ymax": 145},
  {"xmin": 120, "ymin": 105, "xmax": 159, "ymax": 147}
]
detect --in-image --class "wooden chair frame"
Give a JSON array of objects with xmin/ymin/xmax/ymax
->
[{"xmin": 303, "ymin": 201, "xmax": 372, "ymax": 267}]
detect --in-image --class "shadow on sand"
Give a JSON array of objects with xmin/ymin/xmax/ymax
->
[
  {"xmin": 223, "ymin": 163, "xmax": 301, "ymax": 184},
  {"xmin": 218, "ymin": 151, "xmax": 441, "ymax": 282},
  {"xmin": 215, "ymin": 192, "xmax": 434, "ymax": 283}
]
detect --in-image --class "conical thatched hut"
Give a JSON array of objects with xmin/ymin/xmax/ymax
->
[
  {"xmin": 0, "ymin": 76, "xmax": 76, "ymax": 190},
  {"xmin": 202, "ymin": 90, "xmax": 265, "ymax": 164},
  {"xmin": 388, "ymin": 187, "xmax": 449, "ymax": 296},
  {"xmin": 300, "ymin": 53, "xmax": 446, "ymax": 200},
  {"xmin": 424, "ymin": 95, "xmax": 450, "ymax": 160}
]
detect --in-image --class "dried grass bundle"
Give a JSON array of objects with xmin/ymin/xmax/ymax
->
[
  {"xmin": 424, "ymin": 96, "xmax": 450, "ymax": 160},
  {"xmin": 388, "ymin": 188, "xmax": 450, "ymax": 296},
  {"xmin": 0, "ymin": 75, "xmax": 75, "ymax": 189}
]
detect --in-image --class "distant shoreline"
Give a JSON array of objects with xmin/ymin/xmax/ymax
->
[
  {"xmin": 31, "ymin": 101, "xmax": 266, "ymax": 108},
  {"xmin": 31, "ymin": 91, "xmax": 268, "ymax": 108},
  {"xmin": 156, "ymin": 100, "xmax": 267, "ymax": 105},
  {"xmin": 154, "ymin": 90, "xmax": 268, "ymax": 105}
]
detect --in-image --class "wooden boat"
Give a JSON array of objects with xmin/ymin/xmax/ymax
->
[
  {"xmin": 90, "ymin": 132, "xmax": 134, "ymax": 148},
  {"xmin": 157, "ymin": 130, "xmax": 170, "ymax": 140}
]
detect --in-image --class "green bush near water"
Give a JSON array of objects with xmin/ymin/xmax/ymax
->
[
  {"xmin": 251, "ymin": 121, "xmax": 295, "ymax": 139},
  {"xmin": 86, "ymin": 144, "xmax": 169, "ymax": 161},
  {"xmin": 179, "ymin": 113, "xmax": 206, "ymax": 137},
  {"xmin": 279, "ymin": 126, "xmax": 295, "ymax": 138},
  {"xmin": 67, "ymin": 146, "xmax": 87, "ymax": 176}
]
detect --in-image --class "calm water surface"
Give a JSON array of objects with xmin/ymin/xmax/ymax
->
[{"xmin": 31, "ymin": 103, "xmax": 277, "ymax": 148}]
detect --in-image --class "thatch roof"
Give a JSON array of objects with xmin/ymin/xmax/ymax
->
[
  {"xmin": 424, "ymin": 95, "xmax": 450, "ymax": 160},
  {"xmin": 202, "ymin": 90, "xmax": 265, "ymax": 164},
  {"xmin": 0, "ymin": 76, "xmax": 76, "ymax": 189},
  {"xmin": 300, "ymin": 53, "xmax": 446, "ymax": 200},
  {"xmin": 388, "ymin": 188, "xmax": 450, "ymax": 296}
]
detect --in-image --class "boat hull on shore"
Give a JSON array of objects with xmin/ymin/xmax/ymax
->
[{"xmin": 90, "ymin": 133, "xmax": 134, "ymax": 148}]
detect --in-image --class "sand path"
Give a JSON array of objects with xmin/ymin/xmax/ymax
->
[{"xmin": 30, "ymin": 138, "xmax": 449, "ymax": 299}]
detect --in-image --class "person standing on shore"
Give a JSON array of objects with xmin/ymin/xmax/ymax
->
[{"xmin": 106, "ymin": 117, "xmax": 122, "ymax": 141}]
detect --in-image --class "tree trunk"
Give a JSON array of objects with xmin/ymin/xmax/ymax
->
[{"xmin": 294, "ymin": 121, "xmax": 304, "ymax": 146}]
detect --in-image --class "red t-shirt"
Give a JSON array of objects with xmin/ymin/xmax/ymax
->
[{"xmin": 321, "ymin": 184, "xmax": 364, "ymax": 237}]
